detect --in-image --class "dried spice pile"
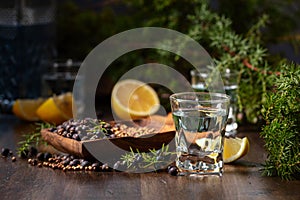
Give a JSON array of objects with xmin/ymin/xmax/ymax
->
[{"xmin": 48, "ymin": 118, "xmax": 157, "ymax": 141}]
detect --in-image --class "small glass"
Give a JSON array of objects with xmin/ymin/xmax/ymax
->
[
  {"xmin": 191, "ymin": 69, "xmax": 239, "ymax": 136},
  {"xmin": 169, "ymin": 92, "xmax": 230, "ymax": 176},
  {"xmin": 42, "ymin": 59, "xmax": 81, "ymax": 97}
]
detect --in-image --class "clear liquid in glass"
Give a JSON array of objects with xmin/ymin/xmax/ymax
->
[{"xmin": 172, "ymin": 107, "xmax": 228, "ymax": 176}]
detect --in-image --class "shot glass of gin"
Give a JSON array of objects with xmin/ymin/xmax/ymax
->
[{"xmin": 170, "ymin": 92, "xmax": 230, "ymax": 176}]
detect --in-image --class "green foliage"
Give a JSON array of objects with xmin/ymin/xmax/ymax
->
[
  {"xmin": 121, "ymin": 144, "xmax": 175, "ymax": 171},
  {"xmin": 128, "ymin": 0, "xmax": 277, "ymax": 122},
  {"xmin": 261, "ymin": 64, "xmax": 300, "ymax": 180},
  {"xmin": 17, "ymin": 123, "xmax": 54, "ymax": 157},
  {"xmin": 187, "ymin": 3, "xmax": 271, "ymax": 122}
]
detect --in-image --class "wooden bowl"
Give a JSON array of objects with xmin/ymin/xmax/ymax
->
[{"xmin": 41, "ymin": 115, "xmax": 176, "ymax": 161}]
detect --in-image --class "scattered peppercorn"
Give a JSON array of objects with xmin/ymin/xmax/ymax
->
[
  {"xmin": 44, "ymin": 152, "xmax": 52, "ymax": 161},
  {"xmin": 31, "ymin": 159, "xmax": 38, "ymax": 166},
  {"xmin": 167, "ymin": 166, "xmax": 179, "ymax": 176},
  {"xmin": 1, "ymin": 148, "xmax": 10, "ymax": 157},
  {"xmin": 11, "ymin": 156, "xmax": 16, "ymax": 162},
  {"xmin": 80, "ymin": 161, "xmax": 90, "ymax": 168},
  {"xmin": 1, "ymin": 147, "xmax": 18, "ymax": 163},
  {"xmin": 20, "ymin": 149, "xmax": 29, "ymax": 159},
  {"xmin": 28, "ymin": 147, "xmax": 38, "ymax": 158},
  {"xmin": 3, "ymin": 147, "xmax": 177, "ymax": 175},
  {"xmin": 20, "ymin": 149, "xmax": 114, "ymax": 172},
  {"xmin": 36, "ymin": 152, "xmax": 45, "ymax": 161}
]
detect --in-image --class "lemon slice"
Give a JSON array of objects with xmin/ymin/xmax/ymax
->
[
  {"xmin": 12, "ymin": 98, "xmax": 45, "ymax": 121},
  {"xmin": 223, "ymin": 137, "xmax": 250, "ymax": 163},
  {"xmin": 111, "ymin": 79, "xmax": 160, "ymax": 120},
  {"xmin": 36, "ymin": 92, "xmax": 73, "ymax": 125}
]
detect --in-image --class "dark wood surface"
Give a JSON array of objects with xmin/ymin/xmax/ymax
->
[{"xmin": 1, "ymin": 115, "xmax": 299, "ymax": 200}]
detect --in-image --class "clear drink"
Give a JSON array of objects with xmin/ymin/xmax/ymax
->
[
  {"xmin": 173, "ymin": 108, "xmax": 227, "ymax": 176},
  {"xmin": 170, "ymin": 92, "xmax": 230, "ymax": 176}
]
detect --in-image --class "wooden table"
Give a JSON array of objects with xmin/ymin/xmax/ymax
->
[{"xmin": 0, "ymin": 115, "xmax": 299, "ymax": 200}]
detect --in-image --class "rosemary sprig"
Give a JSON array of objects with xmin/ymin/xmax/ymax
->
[
  {"xmin": 120, "ymin": 144, "xmax": 175, "ymax": 171},
  {"xmin": 17, "ymin": 122, "xmax": 55, "ymax": 157}
]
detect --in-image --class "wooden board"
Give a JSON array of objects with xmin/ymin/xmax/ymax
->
[{"xmin": 41, "ymin": 115, "xmax": 176, "ymax": 160}]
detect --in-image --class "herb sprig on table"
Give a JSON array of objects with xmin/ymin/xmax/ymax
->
[
  {"xmin": 120, "ymin": 144, "xmax": 175, "ymax": 171},
  {"xmin": 261, "ymin": 64, "xmax": 300, "ymax": 180},
  {"xmin": 17, "ymin": 123, "xmax": 54, "ymax": 157}
]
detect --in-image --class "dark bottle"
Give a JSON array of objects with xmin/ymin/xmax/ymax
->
[{"xmin": 0, "ymin": 0, "xmax": 56, "ymax": 100}]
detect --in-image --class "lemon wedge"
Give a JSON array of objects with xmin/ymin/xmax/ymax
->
[
  {"xmin": 223, "ymin": 137, "xmax": 250, "ymax": 163},
  {"xmin": 36, "ymin": 92, "xmax": 73, "ymax": 125},
  {"xmin": 12, "ymin": 98, "xmax": 45, "ymax": 121}
]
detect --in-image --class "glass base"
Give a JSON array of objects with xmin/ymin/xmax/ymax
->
[
  {"xmin": 178, "ymin": 171, "xmax": 223, "ymax": 177},
  {"xmin": 176, "ymin": 159, "xmax": 223, "ymax": 177}
]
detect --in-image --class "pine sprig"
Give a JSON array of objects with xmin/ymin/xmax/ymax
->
[
  {"xmin": 187, "ymin": 2, "xmax": 272, "ymax": 122},
  {"xmin": 87, "ymin": 120, "xmax": 109, "ymax": 135},
  {"xmin": 17, "ymin": 123, "xmax": 54, "ymax": 157},
  {"xmin": 261, "ymin": 64, "xmax": 300, "ymax": 180},
  {"xmin": 120, "ymin": 144, "xmax": 175, "ymax": 171}
]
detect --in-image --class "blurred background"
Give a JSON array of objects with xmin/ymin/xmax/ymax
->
[
  {"xmin": 54, "ymin": 0, "xmax": 300, "ymax": 61},
  {"xmin": 55, "ymin": 0, "xmax": 300, "ymax": 106},
  {"xmin": 1, "ymin": 0, "xmax": 300, "ymax": 120}
]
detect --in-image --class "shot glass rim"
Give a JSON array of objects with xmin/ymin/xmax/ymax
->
[{"xmin": 169, "ymin": 92, "xmax": 231, "ymax": 104}]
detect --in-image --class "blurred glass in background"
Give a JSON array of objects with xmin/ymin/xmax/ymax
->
[
  {"xmin": 42, "ymin": 59, "xmax": 81, "ymax": 97},
  {"xmin": 191, "ymin": 68, "xmax": 239, "ymax": 136}
]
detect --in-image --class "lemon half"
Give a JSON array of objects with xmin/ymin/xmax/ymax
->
[{"xmin": 111, "ymin": 79, "xmax": 160, "ymax": 120}]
